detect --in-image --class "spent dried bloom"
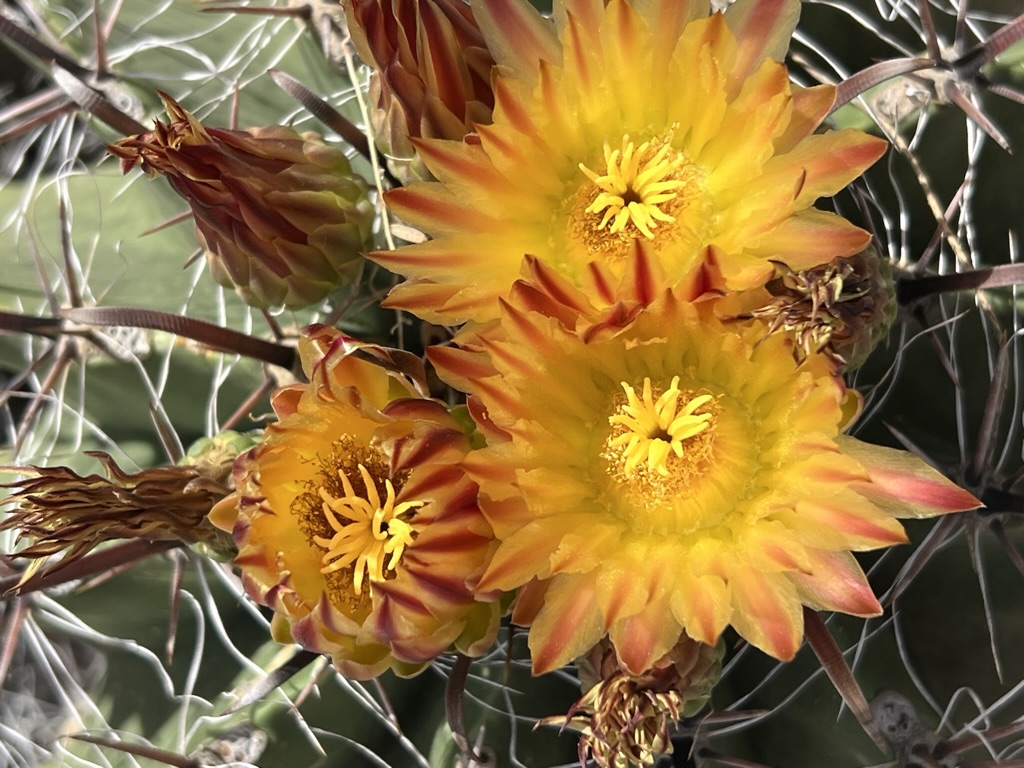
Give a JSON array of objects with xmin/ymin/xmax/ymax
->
[
  {"xmin": 432, "ymin": 283, "xmax": 979, "ymax": 673},
  {"xmin": 210, "ymin": 325, "xmax": 501, "ymax": 679},
  {"xmin": 737, "ymin": 246, "xmax": 897, "ymax": 369},
  {"xmin": 372, "ymin": 0, "xmax": 887, "ymax": 325},
  {"xmin": 109, "ymin": 93, "xmax": 375, "ymax": 310},
  {"xmin": 0, "ymin": 450, "xmax": 240, "ymax": 583},
  {"xmin": 345, "ymin": 0, "xmax": 496, "ymax": 183},
  {"xmin": 550, "ymin": 635, "xmax": 722, "ymax": 768}
]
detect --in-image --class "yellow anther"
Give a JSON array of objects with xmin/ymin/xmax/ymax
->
[
  {"xmin": 312, "ymin": 464, "xmax": 425, "ymax": 594},
  {"xmin": 607, "ymin": 377, "xmax": 714, "ymax": 477},
  {"xmin": 579, "ymin": 136, "xmax": 686, "ymax": 239}
]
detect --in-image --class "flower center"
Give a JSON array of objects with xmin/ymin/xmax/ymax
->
[
  {"xmin": 312, "ymin": 463, "xmax": 426, "ymax": 595},
  {"xmin": 602, "ymin": 376, "xmax": 718, "ymax": 504},
  {"xmin": 579, "ymin": 135, "xmax": 688, "ymax": 239}
]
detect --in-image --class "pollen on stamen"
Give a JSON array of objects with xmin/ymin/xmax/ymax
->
[
  {"xmin": 601, "ymin": 376, "xmax": 719, "ymax": 503},
  {"xmin": 290, "ymin": 439, "xmax": 423, "ymax": 607},
  {"xmin": 579, "ymin": 135, "xmax": 688, "ymax": 240},
  {"xmin": 313, "ymin": 464, "xmax": 426, "ymax": 595}
]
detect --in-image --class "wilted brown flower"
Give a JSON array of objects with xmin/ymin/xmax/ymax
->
[
  {"xmin": 109, "ymin": 93, "xmax": 375, "ymax": 309},
  {"xmin": 0, "ymin": 449, "xmax": 240, "ymax": 583},
  {"xmin": 740, "ymin": 246, "xmax": 897, "ymax": 369},
  {"xmin": 552, "ymin": 635, "xmax": 723, "ymax": 768},
  {"xmin": 344, "ymin": 0, "xmax": 496, "ymax": 182}
]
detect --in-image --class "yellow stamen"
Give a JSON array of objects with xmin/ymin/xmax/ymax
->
[
  {"xmin": 607, "ymin": 377, "xmax": 714, "ymax": 477},
  {"xmin": 579, "ymin": 136, "xmax": 687, "ymax": 239},
  {"xmin": 312, "ymin": 464, "xmax": 425, "ymax": 594}
]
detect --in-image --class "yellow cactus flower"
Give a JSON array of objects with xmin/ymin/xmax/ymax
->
[
  {"xmin": 372, "ymin": 0, "xmax": 887, "ymax": 324},
  {"xmin": 431, "ymin": 286, "xmax": 979, "ymax": 675},
  {"xmin": 210, "ymin": 326, "xmax": 501, "ymax": 679}
]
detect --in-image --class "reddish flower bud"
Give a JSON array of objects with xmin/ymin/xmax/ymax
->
[
  {"xmin": 110, "ymin": 94, "xmax": 375, "ymax": 309},
  {"xmin": 345, "ymin": 0, "xmax": 496, "ymax": 182}
]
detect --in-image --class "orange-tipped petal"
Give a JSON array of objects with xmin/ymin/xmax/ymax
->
[
  {"xmin": 669, "ymin": 572, "xmax": 732, "ymax": 647},
  {"xmin": 730, "ymin": 569, "xmax": 804, "ymax": 661},
  {"xmin": 631, "ymin": 0, "xmax": 703, "ymax": 73},
  {"xmin": 838, "ymin": 436, "xmax": 982, "ymax": 518},
  {"xmin": 765, "ymin": 130, "xmax": 889, "ymax": 209},
  {"xmin": 608, "ymin": 595, "xmax": 682, "ymax": 675},
  {"xmin": 529, "ymin": 574, "xmax": 607, "ymax": 674},
  {"xmin": 725, "ymin": 0, "xmax": 801, "ymax": 84},
  {"xmin": 470, "ymin": 0, "xmax": 560, "ymax": 81},
  {"xmin": 780, "ymin": 493, "xmax": 909, "ymax": 551},
  {"xmin": 776, "ymin": 83, "xmax": 837, "ymax": 153},
  {"xmin": 788, "ymin": 549, "xmax": 883, "ymax": 617},
  {"xmin": 383, "ymin": 184, "xmax": 505, "ymax": 235},
  {"xmin": 477, "ymin": 521, "xmax": 559, "ymax": 591},
  {"xmin": 750, "ymin": 209, "xmax": 874, "ymax": 267}
]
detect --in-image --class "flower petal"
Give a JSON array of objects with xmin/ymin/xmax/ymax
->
[
  {"xmin": 528, "ymin": 573, "xmax": 607, "ymax": 674},
  {"xmin": 470, "ymin": 0, "xmax": 560, "ymax": 81},
  {"xmin": 729, "ymin": 568, "xmax": 804, "ymax": 661},
  {"xmin": 838, "ymin": 436, "xmax": 982, "ymax": 518},
  {"xmin": 670, "ymin": 572, "xmax": 732, "ymax": 646},
  {"xmin": 608, "ymin": 594, "xmax": 682, "ymax": 675},
  {"xmin": 788, "ymin": 549, "xmax": 882, "ymax": 617},
  {"xmin": 775, "ymin": 84, "xmax": 836, "ymax": 154},
  {"xmin": 777, "ymin": 491, "xmax": 909, "ymax": 551},
  {"xmin": 749, "ymin": 209, "xmax": 874, "ymax": 268},
  {"xmin": 725, "ymin": 0, "xmax": 801, "ymax": 85}
]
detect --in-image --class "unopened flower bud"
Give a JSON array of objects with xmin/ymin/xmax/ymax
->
[
  {"xmin": 110, "ymin": 94, "xmax": 375, "ymax": 309},
  {"xmin": 345, "ymin": 0, "xmax": 495, "ymax": 183}
]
